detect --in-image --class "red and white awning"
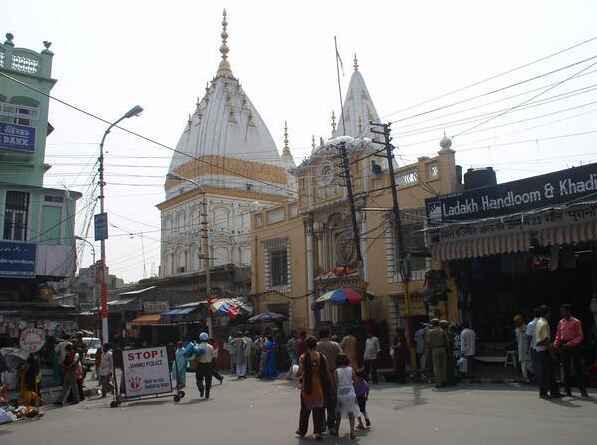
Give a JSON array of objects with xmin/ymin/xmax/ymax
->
[{"xmin": 428, "ymin": 201, "xmax": 597, "ymax": 261}]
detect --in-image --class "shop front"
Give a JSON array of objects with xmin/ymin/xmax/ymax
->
[{"xmin": 426, "ymin": 163, "xmax": 597, "ymax": 361}]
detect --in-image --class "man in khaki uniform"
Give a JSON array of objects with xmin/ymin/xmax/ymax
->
[{"xmin": 426, "ymin": 319, "xmax": 449, "ymax": 388}]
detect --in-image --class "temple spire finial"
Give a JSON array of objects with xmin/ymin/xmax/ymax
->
[
  {"xmin": 284, "ymin": 121, "xmax": 290, "ymax": 152},
  {"xmin": 331, "ymin": 111, "xmax": 336, "ymax": 133},
  {"xmin": 217, "ymin": 9, "xmax": 233, "ymax": 78},
  {"xmin": 311, "ymin": 135, "xmax": 316, "ymax": 152},
  {"xmin": 353, "ymin": 53, "xmax": 359, "ymax": 71}
]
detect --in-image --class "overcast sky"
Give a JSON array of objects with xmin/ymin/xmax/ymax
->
[{"xmin": 2, "ymin": 0, "xmax": 596, "ymax": 282}]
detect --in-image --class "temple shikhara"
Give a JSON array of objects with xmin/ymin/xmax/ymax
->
[{"xmin": 158, "ymin": 10, "xmax": 296, "ymax": 279}]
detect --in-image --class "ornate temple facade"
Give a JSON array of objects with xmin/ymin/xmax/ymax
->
[
  {"xmin": 158, "ymin": 11, "xmax": 295, "ymax": 279},
  {"xmin": 251, "ymin": 59, "xmax": 462, "ymax": 333}
]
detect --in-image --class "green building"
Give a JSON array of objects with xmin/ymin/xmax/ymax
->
[{"xmin": 0, "ymin": 32, "xmax": 82, "ymax": 308}]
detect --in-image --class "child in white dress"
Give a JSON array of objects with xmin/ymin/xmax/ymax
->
[{"xmin": 335, "ymin": 353, "xmax": 360, "ymax": 440}]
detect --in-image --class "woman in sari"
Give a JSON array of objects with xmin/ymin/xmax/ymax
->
[
  {"xmin": 261, "ymin": 335, "xmax": 278, "ymax": 379},
  {"xmin": 296, "ymin": 336, "xmax": 330, "ymax": 440}
]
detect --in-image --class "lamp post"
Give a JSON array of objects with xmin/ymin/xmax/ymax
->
[
  {"xmin": 166, "ymin": 173, "xmax": 212, "ymax": 336},
  {"xmin": 98, "ymin": 105, "xmax": 143, "ymax": 344}
]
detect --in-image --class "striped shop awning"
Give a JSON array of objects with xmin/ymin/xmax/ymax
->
[{"xmin": 429, "ymin": 201, "xmax": 597, "ymax": 261}]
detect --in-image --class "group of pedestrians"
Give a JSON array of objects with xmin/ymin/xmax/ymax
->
[
  {"xmin": 296, "ymin": 329, "xmax": 373, "ymax": 441},
  {"xmin": 420, "ymin": 319, "xmax": 473, "ymax": 388},
  {"xmin": 53, "ymin": 333, "xmax": 94, "ymax": 406},
  {"xmin": 175, "ymin": 333, "xmax": 222, "ymax": 400},
  {"xmin": 523, "ymin": 304, "xmax": 589, "ymax": 399},
  {"xmin": 225, "ymin": 331, "xmax": 279, "ymax": 379}
]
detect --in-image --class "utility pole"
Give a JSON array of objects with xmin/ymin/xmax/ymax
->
[
  {"xmin": 167, "ymin": 173, "xmax": 213, "ymax": 336},
  {"xmin": 201, "ymin": 191, "xmax": 213, "ymax": 337},
  {"xmin": 336, "ymin": 141, "xmax": 363, "ymax": 265},
  {"xmin": 370, "ymin": 121, "xmax": 416, "ymax": 367}
]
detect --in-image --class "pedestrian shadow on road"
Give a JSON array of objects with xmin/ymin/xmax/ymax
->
[
  {"xmin": 178, "ymin": 397, "xmax": 210, "ymax": 405},
  {"xmin": 393, "ymin": 385, "xmax": 429, "ymax": 411}
]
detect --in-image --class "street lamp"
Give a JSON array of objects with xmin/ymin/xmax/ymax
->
[
  {"xmin": 166, "ymin": 173, "xmax": 213, "ymax": 336},
  {"xmin": 98, "ymin": 105, "xmax": 143, "ymax": 345}
]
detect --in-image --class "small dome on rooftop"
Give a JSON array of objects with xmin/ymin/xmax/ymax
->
[{"xmin": 440, "ymin": 133, "xmax": 452, "ymax": 150}]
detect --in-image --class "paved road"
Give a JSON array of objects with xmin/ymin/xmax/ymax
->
[{"xmin": 1, "ymin": 376, "xmax": 596, "ymax": 445}]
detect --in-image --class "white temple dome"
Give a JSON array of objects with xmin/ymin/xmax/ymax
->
[{"xmin": 167, "ymin": 10, "xmax": 282, "ymax": 175}]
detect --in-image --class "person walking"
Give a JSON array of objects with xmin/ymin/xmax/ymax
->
[
  {"xmin": 208, "ymin": 338, "xmax": 224, "ymax": 384},
  {"xmin": 242, "ymin": 332, "xmax": 254, "ymax": 374},
  {"xmin": 334, "ymin": 353, "xmax": 360, "ymax": 440},
  {"xmin": 60, "ymin": 344, "xmax": 80, "ymax": 405},
  {"xmin": 460, "ymin": 323, "xmax": 476, "ymax": 377},
  {"xmin": 554, "ymin": 304, "xmax": 588, "ymax": 398},
  {"xmin": 340, "ymin": 330, "xmax": 359, "ymax": 370},
  {"xmin": 535, "ymin": 305, "xmax": 558, "ymax": 399},
  {"xmin": 391, "ymin": 328, "xmax": 410, "ymax": 384},
  {"xmin": 98, "ymin": 343, "xmax": 114, "ymax": 398},
  {"xmin": 440, "ymin": 320, "xmax": 457, "ymax": 385},
  {"xmin": 194, "ymin": 332, "xmax": 215, "ymax": 399},
  {"xmin": 316, "ymin": 329, "xmax": 342, "ymax": 434},
  {"xmin": 287, "ymin": 331, "xmax": 299, "ymax": 367},
  {"xmin": 426, "ymin": 319, "xmax": 449, "ymax": 388},
  {"xmin": 526, "ymin": 307, "xmax": 541, "ymax": 382},
  {"xmin": 234, "ymin": 333, "xmax": 249, "ymax": 379},
  {"xmin": 363, "ymin": 331, "xmax": 381, "ymax": 385},
  {"xmin": 296, "ymin": 336, "xmax": 330, "ymax": 441},
  {"xmin": 354, "ymin": 368, "xmax": 371, "ymax": 431},
  {"xmin": 414, "ymin": 324, "xmax": 427, "ymax": 372},
  {"xmin": 172, "ymin": 341, "xmax": 188, "ymax": 390},
  {"xmin": 262, "ymin": 335, "xmax": 279, "ymax": 379},
  {"xmin": 513, "ymin": 315, "xmax": 531, "ymax": 382}
]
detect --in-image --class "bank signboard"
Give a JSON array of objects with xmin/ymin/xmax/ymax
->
[
  {"xmin": 426, "ymin": 163, "xmax": 597, "ymax": 223},
  {"xmin": 0, "ymin": 123, "xmax": 36, "ymax": 153},
  {"xmin": 0, "ymin": 241, "xmax": 36, "ymax": 277}
]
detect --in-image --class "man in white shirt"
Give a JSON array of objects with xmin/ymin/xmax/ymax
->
[
  {"xmin": 363, "ymin": 331, "xmax": 381, "ymax": 384},
  {"xmin": 534, "ymin": 305, "xmax": 561, "ymax": 399},
  {"xmin": 98, "ymin": 344, "xmax": 114, "ymax": 398},
  {"xmin": 460, "ymin": 323, "xmax": 476, "ymax": 376},
  {"xmin": 525, "ymin": 307, "xmax": 540, "ymax": 382},
  {"xmin": 194, "ymin": 332, "xmax": 215, "ymax": 399}
]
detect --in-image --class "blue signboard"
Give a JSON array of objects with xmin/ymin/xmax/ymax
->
[
  {"xmin": 0, "ymin": 123, "xmax": 36, "ymax": 153},
  {"xmin": 0, "ymin": 241, "xmax": 37, "ymax": 277},
  {"xmin": 94, "ymin": 212, "xmax": 108, "ymax": 241}
]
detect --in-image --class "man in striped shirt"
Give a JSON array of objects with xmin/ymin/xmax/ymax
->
[{"xmin": 554, "ymin": 304, "xmax": 588, "ymax": 398}]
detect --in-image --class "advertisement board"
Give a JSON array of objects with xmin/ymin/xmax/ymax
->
[
  {"xmin": 19, "ymin": 328, "xmax": 45, "ymax": 354},
  {"xmin": 426, "ymin": 163, "xmax": 597, "ymax": 223},
  {"xmin": 0, "ymin": 123, "xmax": 36, "ymax": 153},
  {"xmin": 122, "ymin": 347, "xmax": 172, "ymax": 397},
  {"xmin": 0, "ymin": 241, "xmax": 36, "ymax": 277}
]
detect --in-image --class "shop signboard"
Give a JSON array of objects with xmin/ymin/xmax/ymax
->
[
  {"xmin": 143, "ymin": 301, "xmax": 169, "ymax": 314},
  {"xmin": 0, "ymin": 241, "xmax": 36, "ymax": 277},
  {"xmin": 0, "ymin": 123, "xmax": 36, "ymax": 153},
  {"xmin": 426, "ymin": 162, "xmax": 597, "ymax": 223},
  {"xmin": 122, "ymin": 347, "xmax": 172, "ymax": 397},
  {"xmin": 19, "ymin": 328, "xmax": 45, "ymax": 354}
]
